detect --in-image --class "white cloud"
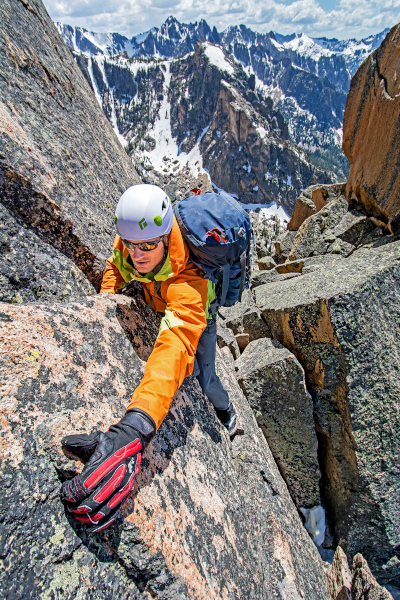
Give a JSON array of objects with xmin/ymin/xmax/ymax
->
[{"xmin": 43, "ymin": 0, "xmax": 400, "ymax": 40}]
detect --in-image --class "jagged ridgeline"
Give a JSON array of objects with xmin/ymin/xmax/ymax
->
[{"xmin": 58, "ymin": 16, "xmax": 389, "ymax": 186}]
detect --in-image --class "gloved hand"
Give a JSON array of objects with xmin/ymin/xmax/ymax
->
[{"xmin": 61, "ymin": 411, "xmax": 155, "ymax": 533}]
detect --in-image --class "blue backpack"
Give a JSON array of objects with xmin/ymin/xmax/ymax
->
[{"xmin": 173, "ymin": 192, "xmax": 253, "ymax": 308}]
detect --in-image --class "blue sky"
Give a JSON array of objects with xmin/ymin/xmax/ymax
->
[{"xmin": 44, "ymin": 0, "xmax": 400, "ymax": 40}]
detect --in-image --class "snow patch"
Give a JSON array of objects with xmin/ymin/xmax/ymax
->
[
  {"xmin": 93, "ymin": 56, "xmax": 127, "ymax": 147},
  {"xmin": 257, "ymin": 126, "xmax": 269, "ymax": 142},
  {"xmin": 300, "ymin": 506, "xmax": 326, "ymax": 547},
  {"xmin": 204, "ymin": 43, "xmax": 235, "ymax": 75},
  {"xmin": 243, "ymin": 202, "xmax": 290, "ymax": 223},
  {"xmin": 87, "ymin": 57, "xmax": 103, "ymax": 108}
]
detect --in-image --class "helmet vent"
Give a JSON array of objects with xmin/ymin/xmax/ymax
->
[{"xmin": 162, "ymin": 198, "xmax": 168, "ymax": 214}]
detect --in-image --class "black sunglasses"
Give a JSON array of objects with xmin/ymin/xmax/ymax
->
[{"xmin": 121, "ymin": 234, "xmax": 166, "ymax": 252}]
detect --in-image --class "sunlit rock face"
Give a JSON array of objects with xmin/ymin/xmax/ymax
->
[
  {"xmin": 0, "ymin": 290, "xmax": 330, "ymax": 600},
  {"xmin": 343, "ymin": 24, "xmax": 400, "ymax": 225}
]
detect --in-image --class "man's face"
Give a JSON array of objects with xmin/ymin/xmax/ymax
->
[{"xmin": 127, "ymin": 235, "xmax": 169, "ymax": 274}]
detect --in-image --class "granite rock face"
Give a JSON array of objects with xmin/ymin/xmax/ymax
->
[
  {"xmin": 274, "ymin": 230, "xmax": 297, "ymax": 260},
  {"xmin": 343, "ymin": 24, "xmax": 400, "ymax": 223},
  {"xmin": 0, "ymin": 202, "xmax": 95, "ymax": 304},
  {"xmin": 0, "ymin": 0, "xmax": 141, "ymax": 290},
  {"xmin": 326, "ymin": 548, "xmax": 394, "ymax": 600},
  {"xmin": 255, "ymin": 239, "xmax": 400, "ymax": 586},
  {"xmin": 0, "ymin": 292, "xmax": 330, "ymax": 600},
  {"xmin": 236, "ymin": 337, "xmax": 321, "ymax": 508}
]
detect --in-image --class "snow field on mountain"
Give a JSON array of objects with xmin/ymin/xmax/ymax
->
[
  {"xmin": 203, "ymin": 43, "xmax": 235, "ymax": 75},
  {"xmin": 245, "ymin": 203, "xmax": 290, "ymax": 223},
  {"xmin": 142, "ymin": 61, "xmax": 210, "ymax": 177},
  {"xmin": 87, "ymin": 57, "xmax": 103, "ymax": 107},
  {"xmin": 93, "ymin": 56, "xmax": 127, "ymax": 146}
]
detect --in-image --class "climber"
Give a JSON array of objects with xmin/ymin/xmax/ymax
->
[{"xmin": 61, "ymin": 184, "xmax": 236, "ymax": 533}]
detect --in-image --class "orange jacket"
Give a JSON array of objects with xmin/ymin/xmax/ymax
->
[{"xmin": 100, "ymin": 217, "xmax": 215, "ymax": 429}]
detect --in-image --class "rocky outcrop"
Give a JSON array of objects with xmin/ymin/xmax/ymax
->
[
  {"xmin": 0, "ymin": 203, "xmax": 96, "ymax": 304},
  {"xmin": 343, "ymin": 24, "xmax": 400, "ymax": 224},
  {"xmin": 274, "ymin": 230, "xmax": 297, "ymax": 260},
  {"xmin": 287, "ymin": 184, "xmax": 346, "ymax": 231},
  {"xmin": 254, "ymin": 239, "xmax": 400, "ymax": 586},
  {"xmin": 326, "ymin": 548, "xmax": 394, "ymax": 600},
  {"xmin": 326, "ymin": 547, "xmax": 352, "ymax": 600},
  {"xmin": 281, "ymin": 184, "xmax": 378, "ymax": 263},
  {"xmin": 288, "ymin": 195, "xmax": 349, "ymax": 260},
  {"xmin": 0, "ymin": 291, "xmax": 331, "ymax": 599},
  {"xmin": 351, "ymin": 555, "xmax": 393, "ymax": 600},
  {"xmin": 0, "ymin": 0, "xmax": 141, "ymax": 291},
  {"xmin": 236, "ymin": 338, "xmax": 321, "ymax": 508}
]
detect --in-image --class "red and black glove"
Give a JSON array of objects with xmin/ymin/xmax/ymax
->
[{"xmin": 61, "ymin": 411, "xmax": 155, "ymax": 533}]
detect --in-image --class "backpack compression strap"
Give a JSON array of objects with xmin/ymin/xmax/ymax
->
[
  {"xmin": 220, "ymin": 263, "xmax": 231, "ymax": 306},
  {"xmin": 238, "ymin": 250, "xmax": 247, "ymax": 303}
]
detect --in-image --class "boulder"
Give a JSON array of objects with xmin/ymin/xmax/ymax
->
[
  {"xmin": 257, "ymin": 256, "xmax": 276, "ymax": 271},
  {"xmin": 333, "ymin": 213, "xmax": 376, "ymax": 247},
  {"xmin": 343, "ymin": 24, "xmax": 400, "ymax": 222},
  {"xmin": 218, "ymin": 289, "xmax": 270, "ymax": 341},
  {"xmin": 255, "ymin": 239, "xmax": 400, "ymax": 586},
  {"xmin": 288, "ymin": 196, "xmax": 349, "ymax": 261},
  {"xmin": 274, "ymin": 230, "xmax": 297, "ymax": 260},
  {"xmin": 326, "ymin": 547, "xmax": 352, "ymax": 600},
  {"xmin": 251, "ymin": 270, "xmax": 302, "ymax": 288},
  {"xmin": 287, "ymin": 184, "xmax": 347, "ymax": 231},
  {"xmin": 287, "ymin": 186, "xmax": 321, "ymax": 231},
  {"xmin": 216, "ymin": 320, "xmax": 240, "ymax": 359},
  {"xmin": 352, "ymin": 555, "xmax": 393, "ymax": 600},
  {"xmin": 0, "ymin": 292, "xmax": 330, "ymax": 599},
  {"xmin": 301, "ymin": 255, "xmax": 343, "ymax": 275},
  {"xmin": 0, "ymin": 202, "xmax": 96, "ymax": 304},
  {"xmin": 326, "ymin": 239, "xmax": 355, "ymax": 256},
  {"xmin": 276, "ymin": 259, "xmax": 305, "ymax": 274},
  {"xmin": 236, "ymin": 338, "xmax": 321, "ymax": 508},
  {"xmin": 0, "ymin": 0, "xmax": 141, "ymax": 290}
]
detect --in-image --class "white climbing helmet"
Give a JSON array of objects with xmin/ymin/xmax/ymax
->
[{"xmin": 115, "ymin": 184, "xmax": 173, "ymax": 241}]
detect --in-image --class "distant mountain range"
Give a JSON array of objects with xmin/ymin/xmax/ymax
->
[
  {"xmin": 56, "ymin": 17, "xmax": 387, "ymax": 77},
  {"xmin": 56, "ymin": 17, "xmax": 389, "ymax": 194}
]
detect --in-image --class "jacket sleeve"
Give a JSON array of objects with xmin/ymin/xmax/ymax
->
[
  {"xmin": 100, "ymin": 259, "xmax": 124, "ymax": 294},
  {"xmin": 126, "ymin": 268, "xmax": 209, "ymax": 429},
  {"xmin": 100, "ymin": 235, "xmax": 125, "ymax": 294}
]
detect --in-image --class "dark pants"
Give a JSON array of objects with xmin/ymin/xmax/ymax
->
[{"xmin": 193, "ymin": 318, "xmax": 230, "ymax": 410}]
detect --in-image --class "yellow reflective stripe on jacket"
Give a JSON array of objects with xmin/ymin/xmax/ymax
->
[
  {"xmin": 158, "ymin": 309, "xmax": 185, "ymax": 337},
  {"xmin": 205, "ymin": 280, "xmax": 216, "ymax": 319}
]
